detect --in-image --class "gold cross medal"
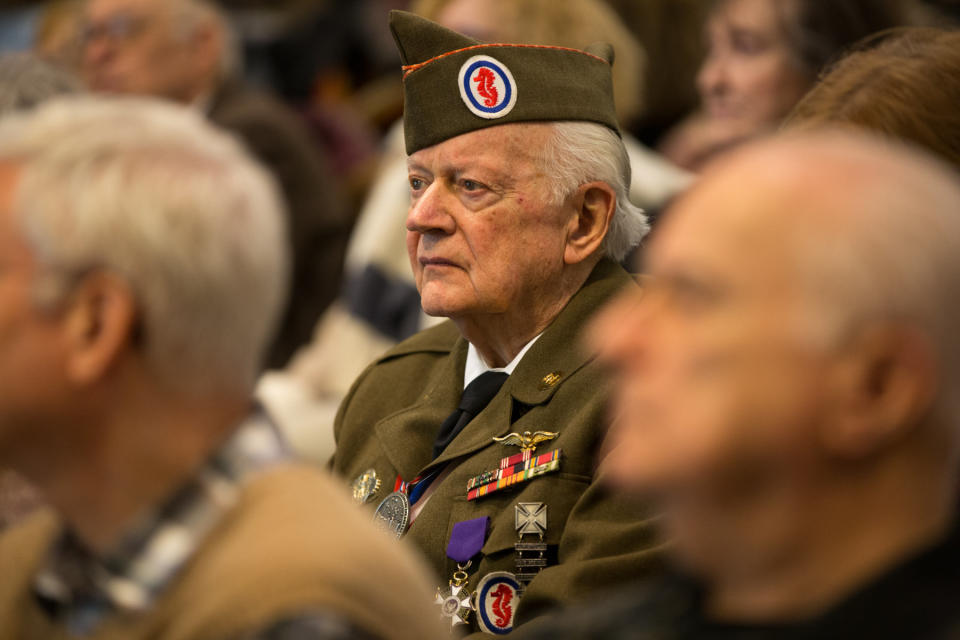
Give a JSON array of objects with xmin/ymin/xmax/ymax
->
[{"xmin": 466, "ymin": 431, "xmax": 561, "ymax": 501}]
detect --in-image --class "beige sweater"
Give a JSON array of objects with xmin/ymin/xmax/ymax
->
[{"xmin": 0, "ymin": 464, "xmax": 445, "ymax": 640}]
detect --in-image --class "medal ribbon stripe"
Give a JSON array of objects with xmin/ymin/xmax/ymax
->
[
  {"xmin": 500, "ymin": 450, "xmax": 531, "ymax": 469},
  {"xmin": 467, "ymin": 450, "xmax": 562, "ymax": 501},
  {"xmin": 468, "ymin": 449, "xmax": 558, "ymax": 491}
]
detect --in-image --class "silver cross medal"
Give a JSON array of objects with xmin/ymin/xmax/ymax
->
[{"xmin": 514, "ymin": 502, "xmax": 548, "ymax": 589}]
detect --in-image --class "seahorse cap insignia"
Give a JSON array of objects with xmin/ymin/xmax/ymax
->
[{"xmin": 458, "ymin": 55, "xmax": 517, "ymax": 119}]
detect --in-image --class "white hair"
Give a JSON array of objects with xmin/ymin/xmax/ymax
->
[
  {"xmin": 539, "ymin": 121, "xmax": 649, "ymax": 262},
  {"xmin": 0, "ymin": 96, "xmax": 288, "ymax": 392}
]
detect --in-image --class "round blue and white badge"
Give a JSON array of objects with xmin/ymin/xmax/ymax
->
[
  {"xmin": 458, "ymin": 55, "xmax": 518, "ymax": 119},
  {"xmin": 474, "ymin": 571, "xmax": 521, "ymax": 635}
]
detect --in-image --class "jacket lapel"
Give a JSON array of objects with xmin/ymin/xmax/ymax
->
[
  {"xmin": 373, "ymin": 339, "xmax": 468, "ymax": 480},
  {"xmin": 430, "ymin": 259, "xmax": 635, "ymax": 467}
]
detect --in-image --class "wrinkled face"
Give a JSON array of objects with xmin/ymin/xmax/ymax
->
[
  {"xmin": 82, "ymin": 0, "xmax": 202, "ymax": 102},
  {"xmin": 0, "ymin": 166, "xmax": 69, "ymax": 462},
  {"xmin": 406, "ymin": 124, "xmax": 571, "ymax": 322},
  {"xmin": 697, "ymin": 0, "xmax": 810, "ymax": 135},
  {"xmin": 594, "ymin": 174, "xmax": 836, "ymax": 564}
]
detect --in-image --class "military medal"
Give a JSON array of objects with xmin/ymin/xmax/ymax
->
[
  {"xmin": 373, "ymin": 491, "xmax": 409, "ymax": 539},
  {"xmin": 474, "ymin": 571, "xmax": 521, "ymax": 635},
  {"xmin": 435, "ymin": 562, "xmax": 474, "ymax": 627},
  {"xmin": 435, "ymin": 517, "xmax": 489, "ymax": 627},
  {"xmin": 514, "ymin": 502, "xmax": 548, "ymax": 588},
  {"xmin": 373, "ymin": 475, "xmax": 428, "ymax": 538},
  {"xmin": 351, "ymin": 468, "xmax": 380, "ymax": 504},
  {"xmin": 467, "ymin": 449, "xmax": 561, "ymax": 501},
  {"xmin": 492, "ymin": 430, "xmax": 558, "ymax": 452},
  {"xmin": 465, "ymin": 431, "xmax": 561, "ymax": 502}
]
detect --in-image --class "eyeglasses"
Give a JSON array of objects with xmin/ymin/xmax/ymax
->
[{"xmin": 82, "ymin": 13, "xmax": 149, "ymax": 46}]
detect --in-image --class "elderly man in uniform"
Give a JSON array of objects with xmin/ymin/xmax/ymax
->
[
  {"xmin": 332, "ymin": 11, "xmax": 662, "ymax": 636},
  {"xmin": 0, "ymin": 97, "xmax": 443, "ymax": 640},
  {"xmin": 80, "ymin": 0, "xmax": 352, "ymax": 370},
  {"xmin": 521, "ymin": 131, "xmax": 960, "ymax": 638}
]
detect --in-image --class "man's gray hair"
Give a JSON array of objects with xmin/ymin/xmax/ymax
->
[
  {"xmin": 0, "ymin": 96, "xmax": 288, "ymax": 392},
  {"xmin": 540, "ymin": 121, "xmax": 649, "ymax": 262}
]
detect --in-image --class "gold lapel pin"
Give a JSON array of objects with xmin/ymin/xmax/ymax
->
[{"xmin": 540, "ymin": 371, "xmax": 562, "ymax": 389}]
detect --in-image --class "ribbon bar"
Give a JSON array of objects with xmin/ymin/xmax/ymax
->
[{"xmin": 467, "ymin": 450, "xmax": 562, "ymax": 501}]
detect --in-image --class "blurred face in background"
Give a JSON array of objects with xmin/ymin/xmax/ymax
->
[
  {"xmin": 435, "ymin": 0, "xmax": 503, "ymax": 41},
  {"xmin": 697, "ymin": 0, "xmax": 810, "ymax": 137},
  {"xmin": 82, "ymin": 0, "xmax": 213, "ymax": 103}
]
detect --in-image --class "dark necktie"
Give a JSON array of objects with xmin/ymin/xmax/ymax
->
[{"xmin": 432, "ymin": 371, "xmax": 509, "ymax": 459}]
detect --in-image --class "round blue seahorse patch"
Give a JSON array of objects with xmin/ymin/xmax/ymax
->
[{"xmin": 458, "ymin": 55, "xmax": 518, "ymax": 119}]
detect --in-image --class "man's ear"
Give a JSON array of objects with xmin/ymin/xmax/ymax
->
[
  {"xmin": 564, "ymin": 181, "xmax": 616, "ymax": 266},
  {"xmin": 62, "ymin": 271, "xmax": 138, "ymax": 387},
  {"xmin": 822, "ymin": 324, "xmax": 938, "ymax": 458},
  {"xmin": 191, "ymin": 18, "xmax": 224, "ymax": 82}
]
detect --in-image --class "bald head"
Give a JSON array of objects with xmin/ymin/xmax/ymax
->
[{"xmin": 665, "ymin": 130, "xmax": 960, "ymax": 385}]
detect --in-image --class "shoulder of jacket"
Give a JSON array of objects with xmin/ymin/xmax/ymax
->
[{"xmin": 375, "ymin": 320, "xmax": 461, "ymax": 363}]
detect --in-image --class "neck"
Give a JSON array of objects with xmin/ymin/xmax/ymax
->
[
  {"xmin": 14, "ymin": 385, "xmax": 249, "ymax": 554},
  {"xmin": 705, "ymin": 455, "xmax": 957, "ymax": 623},
  {"xmin": 455, "ymin": 263, "xmax": 593, "ymax": 367}
]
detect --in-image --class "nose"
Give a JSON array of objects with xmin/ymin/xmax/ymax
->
[
  {"xmin": 83, "ymin": 31, "xmax": 114, "ymax": 71},
  {"xmin": 406, "ymin": 182, "xmax": 456, "ymax": 236},
  {"xmin": 696, "ymin": 51, "xmax": 727, "ymax": 101}
]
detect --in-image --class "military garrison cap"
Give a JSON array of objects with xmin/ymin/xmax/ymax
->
[{"xmin": 389, "ymin": 10, "xmax": 621, "ymax": 155}]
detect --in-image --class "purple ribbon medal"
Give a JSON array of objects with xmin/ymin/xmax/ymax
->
[{"xmin": 435, "ymin": 516, "xmax": 489, "ymax": 627}]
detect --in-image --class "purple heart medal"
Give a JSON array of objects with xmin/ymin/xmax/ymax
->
[{"xmin": 434, "ymin": 516, "xmax": 489, "ymax": 628}]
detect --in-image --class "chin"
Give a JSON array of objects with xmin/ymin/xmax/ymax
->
[{"xmin": 418, "ymin": 285, "xmax": 474, "ymax": 319}]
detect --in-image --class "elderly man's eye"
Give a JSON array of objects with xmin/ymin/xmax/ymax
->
[
  {"xmin": 461, "ymin": 179, "xmax": 484, "ymax": 192},
  {"xmin": 409, "ymin": 177, "xmax": 425, "ymax": 191}
]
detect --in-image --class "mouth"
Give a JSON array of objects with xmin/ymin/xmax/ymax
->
[{"xmin": 419, "ymin": 257, "xmax": 458, "ymax": 269}]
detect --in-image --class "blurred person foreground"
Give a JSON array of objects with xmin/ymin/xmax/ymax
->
[
  {"xmin": 331, "ymin": 10, "xmax": 665, "ymax": 636},
  {"xmin": 0, "ymin": 50, "xmax": 80, "ymax": 534},
  {"xmin": 80, "ymin": 0, "xmax": 352, "ymax": 370},
  {"xmin": 0, "ymin": 96, "xmax": 443, "ymax": 640},
  {"xmin": 521, "ymin": 130, "xmax": 960, "ymax": 639}
]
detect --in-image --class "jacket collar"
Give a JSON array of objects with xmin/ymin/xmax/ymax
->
[{"xmin": 374, "ymin": 259, "xmax": 634, "ymax": 480}]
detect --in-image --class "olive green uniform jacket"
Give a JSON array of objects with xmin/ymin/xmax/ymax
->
[{"xmin": 332, "ymin": 260, "xmax": 664, "ymax": 636}]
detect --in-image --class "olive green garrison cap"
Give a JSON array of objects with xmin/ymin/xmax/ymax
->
[{"xmin": 389, "ymin": 10, "xmax": 621, "ymax": 155}]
